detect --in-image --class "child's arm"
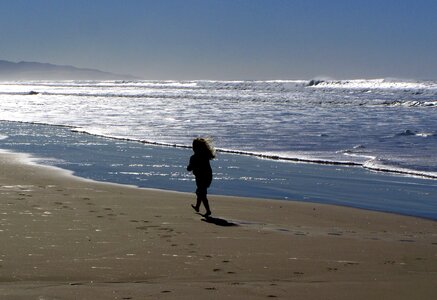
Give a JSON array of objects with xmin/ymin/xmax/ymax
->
[{"xmin": 187, "ymin": 156, "xmax": 194, "ymax": 171}]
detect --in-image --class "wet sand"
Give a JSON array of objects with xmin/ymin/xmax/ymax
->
[{"xmin": 0, "ymin": 151, "xmax": 436, "ymax": 299}]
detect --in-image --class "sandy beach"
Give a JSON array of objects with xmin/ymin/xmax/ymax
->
[{"xmin": 0, "ymin": 151, "xmax": 436, "ymax": 299}]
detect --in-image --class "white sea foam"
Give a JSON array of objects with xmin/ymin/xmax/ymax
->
[{"xmin": 363, "ymin": 160, "xmax": 437, "ymax": 180}]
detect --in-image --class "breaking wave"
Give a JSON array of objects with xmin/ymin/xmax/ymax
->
[{"xmin": 306, "ymin": 78, "xmax": 437, "ymax": 90}]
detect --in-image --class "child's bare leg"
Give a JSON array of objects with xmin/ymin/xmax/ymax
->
[
  {"xmin": 192, "ymin": 189, "xmax": 202, "ymax": 212},
  {"xmin": 202, "ymin": 197, "xmax": 211, "ymax": 216},
  {"xmin": 193, "ymin": 186, "xmax": 211, "ymax": 216},
  {"xmin": 191, "ymin": 197, "xmax": 201, "ymax": 212}
]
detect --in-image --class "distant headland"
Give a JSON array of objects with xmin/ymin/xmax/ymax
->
[{"xmin": 0, "ymin": 60, "xmax": 139, "ymax": 80}]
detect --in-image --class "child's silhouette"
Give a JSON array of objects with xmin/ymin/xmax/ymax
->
[{"xmin": 187, "ymin": 138, "xmax": 216, "ymax": 216}]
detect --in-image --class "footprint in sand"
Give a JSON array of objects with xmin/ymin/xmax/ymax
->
[
  {"xmin": 328, "ymin": 232, "xmax": 343, "ymax": 236},
  {"xmin": 294, "ymin": 271, "xmax": 304, "ymax": 275},
  {"xmin": 17, "ymin": 193, "xmax": 32, "ymax": 197},
  {"xmin": 294, "ymin": 232, "xmax": 307, "ymax": 236},
  {"xmin": 159, "ymin": 235, "xmax": 172, "ymax": 239}
]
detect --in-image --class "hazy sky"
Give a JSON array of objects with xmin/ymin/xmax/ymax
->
[{"xmin": 1, "ymin": 0, "xmax": 436, "ymax": 80}]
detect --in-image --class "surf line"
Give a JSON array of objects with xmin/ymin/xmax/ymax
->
[
  {"xmin": 3, "ymin": 120, "xmax": 437, "ymax": 180},
  {"xmin": 69, "ymin": 129, "xmax": 437, "ymax": 180}
]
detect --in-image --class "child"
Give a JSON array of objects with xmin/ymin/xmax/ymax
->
[{"xmin": 187, "ymin": 137, "xmax": 216, "ymax": 216}]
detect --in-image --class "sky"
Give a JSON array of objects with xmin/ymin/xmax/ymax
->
[{"xmin": 1, "ymin": 0, "xmax": 436, "ymax": 80}]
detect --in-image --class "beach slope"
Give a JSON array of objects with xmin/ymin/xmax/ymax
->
[{"xmin": 0, "ymin": 151, "xmax": 436, "ymax": 299}]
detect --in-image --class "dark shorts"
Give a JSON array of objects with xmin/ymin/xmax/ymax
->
[
  {"xmin": 195, "ymin": 177, "xmax": 212, "ymax": 198},
  {"xmin": 196, "ymin": 186, "xmax": 208, "ymax": 198}
]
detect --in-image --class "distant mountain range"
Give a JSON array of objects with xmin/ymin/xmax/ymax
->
[{"xmin": 0, "ymin": 60, "xmax": 139, "ymax": 80}]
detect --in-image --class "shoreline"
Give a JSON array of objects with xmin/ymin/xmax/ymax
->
[
  {"xmin": 2, "ymin": 146, "xmax": 437, "ymax": 221},
  {"xmin": 1, "ymin": 151, "xmax": 437, "ymax": 299},
  {"xmin": 1, "ymin": 120, "xmax": 437, "ymax": 221}
]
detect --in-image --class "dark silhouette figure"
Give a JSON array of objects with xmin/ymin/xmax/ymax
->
[{"xmin": 187, "ymin": 137, "xmax": 216, "ymax": 217}]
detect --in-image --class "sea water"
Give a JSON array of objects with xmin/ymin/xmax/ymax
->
[{"xmin": 0, "ymin": 79, "xmax": 436, "ymax": 219}]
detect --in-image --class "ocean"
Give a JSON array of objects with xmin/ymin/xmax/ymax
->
[{"xmin": 0, "ymin": 79, "xmax": 436, "ymax": 219}]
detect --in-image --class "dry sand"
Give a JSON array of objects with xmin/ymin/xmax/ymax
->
[{"xmin": 0, "ymin": 151, "xmax": 436, "ymax": 299}]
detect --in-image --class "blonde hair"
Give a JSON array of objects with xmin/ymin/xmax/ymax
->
[{"xmin": 193, "ymin": 137, "xmax": 216, "ymax": 159}]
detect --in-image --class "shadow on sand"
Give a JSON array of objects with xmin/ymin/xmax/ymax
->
[{"xmin": 200, "ymin": 215, "xmax": 239, "ymax": 227}]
